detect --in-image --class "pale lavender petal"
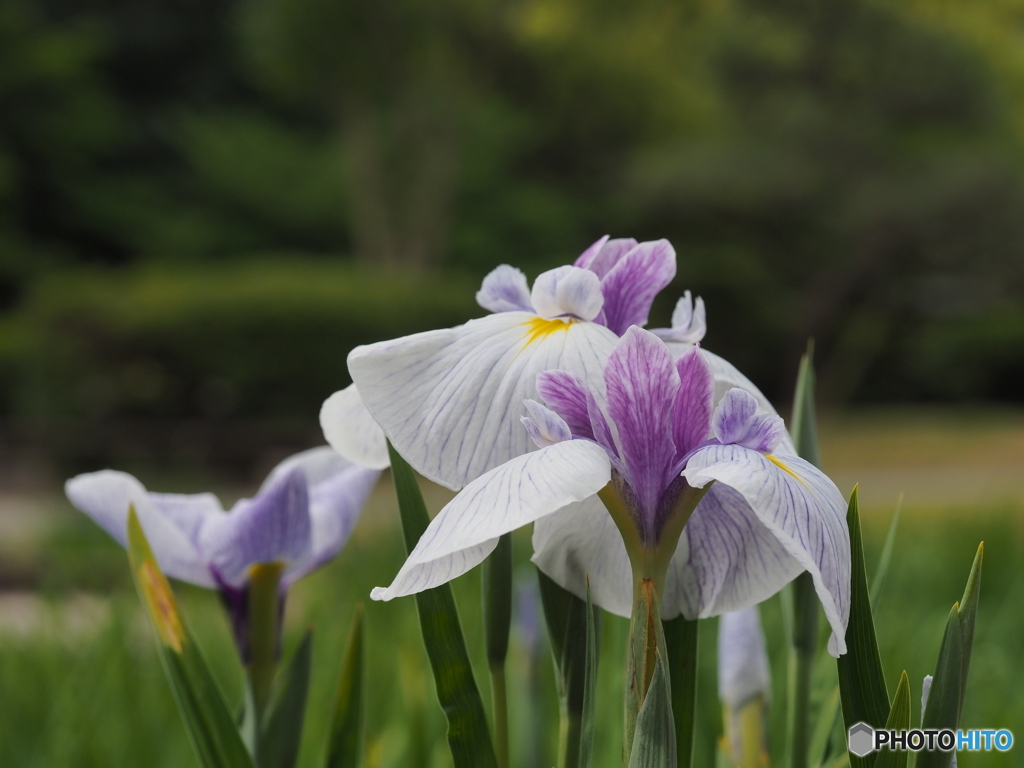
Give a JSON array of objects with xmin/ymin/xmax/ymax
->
[
  {"xmin": 320, "ymin": 385, "xmax": 390, "ymax": 470},
  {"xmin": 576, "ymin": 237, "xmax": 639, "ymax": 278},
  {"xmin": 348, "ymin": 311, "xmax": 617, "ymax": 490},
  {"xmin": 672, "ymin": 346, "xmax": 714, "ymax": 461},
  {"xmin": 536, "ymin": 369, "xmax": 594, "ymax": 440},
  {"xmin": 260, "ymin": 445, "xmax": 355, "ymax": 490},
  {"xmin": 718, "ymin": 606, "xmax": 771, "ymax": 709},
  {"xmin": 651, "ymin": 291, "xmax": 707, "ymax": 344},
  {"xmin": 604, "ymin": 327, "xmax": 679, "ymax": 531},
  {"xmin": 530, "ymin": 266, "xmax": 604, "ymax": 321},
  {"xmin": 522, "ymin": 399, "xmax": 572, "ymax": 448},
  {"xmin": 573, "ymin": 235, "xmax": 610, "ymax": 270},
  {"xmin": 599, "ymin": 240, "xmax": 677, "ymax": 336},
  {"xmin": 476, "ymin": 264, "xmax": 534, "ymax": 313},
  {"xmin": 682, "ymin": 445, "xmax": 851, "ymax": 656},
  {"xmin": 200, "ymin": 468, "xmax": 312, "ymax": 588},
  {"xmin": 713, "ymin": 389, "xmax": 785, "ymax": 454},
  {"xmin": 65, "ymin": 471, "xmax": 215, "ymax": 587}
]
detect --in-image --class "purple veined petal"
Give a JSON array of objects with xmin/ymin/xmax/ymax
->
[
  {"xmin": 530, "ymin": 266, "xmax": 604, "ymax": 322},
  {"xmin": 713, "ymin": 389, "xmax": 786, "ymax": 454},
  {"xmin": 372, "ymin": 439, "xmax": 611, "ymax": 601},
  {"xmin": 573, "ymin": 235, "xmax": 610, "ymax": 270},
  {"xmin": 682, "ymin": 444, "xmax": 851, "ymax": 656},
  {"xmin": 348, "ymin": 310, "xmax": 617, "ymax": 491},
  {"xmin": 651, "ymin": 291, "xmax": 707, "ymax": 344},
  {"xmin": 65, "ymin": 471, "xmax": 216, "ymax": 587},
  {"xmin": 604, "ymin": 327, "xmax": 680, "ymax": 532},
  {"xmin": 199, "ymin": 468, "xmax": 313, "ymax": 589},
  {"xmin": 599, "ymin": 239, "xmax": 677, "ymax": 336},
  {"xmin": 718, "ymin": 605, "xmax": 771, "ymax": 709},
  {"xmin": 522, "ymin": 399, "xmax": 573, "ymax": 448},
  {"xmin": 536, "ymin": 369, "xmax": 595, "ymax": 441},
  {"xmin": 672, "ymin": 346, "xmax": 715, "ymax": 462},
  {"xmin": 320, "ymin": 384, "xmax": 390, "ymax": 470},
  {"xmin": 576, "ymin": 237, "xmax": 640, "ymax": 279},
  {"xmin": 531, "ymin": 494, "xmax": 634, "ymax": 617},
  {"xmin": 476, "ymin": 264, "xmax": 534, "ymax": 313}
]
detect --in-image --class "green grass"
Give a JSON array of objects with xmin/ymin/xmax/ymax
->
[{"xmin": 1, "ymin": 484, "xmax": 1021, "ymax": 767}]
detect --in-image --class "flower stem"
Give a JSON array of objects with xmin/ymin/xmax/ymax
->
[
  {"xmin": 247, "ymin": 561, "xmax": 284, "ymax": 725},
  {"xmin": 788, "ymin": 571, "xmax": 819, "ymax": 768},
  {"xmin": 624, "ymin": 577, "xmax": 667, "ymax": 760},
  {"xmin": 483, "ymin": 533, "xmax": 513, "ymax": 768},
  {"xmin": 663, "ymin": 614, "xmax": 699, "ymax": 768}
]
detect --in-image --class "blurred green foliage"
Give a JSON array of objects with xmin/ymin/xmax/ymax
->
[{"xmin": 2, "ymin": 0, "xmax": 1024, "ymax": 418}]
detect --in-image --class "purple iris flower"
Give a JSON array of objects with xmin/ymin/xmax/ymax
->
[
  {"xmin": 370, "ymin": 327, "xmax": 851, "ymax": 656},
  {"xmin": 65, "ymin": 447, "xmax": 381, "ymax": 657}
]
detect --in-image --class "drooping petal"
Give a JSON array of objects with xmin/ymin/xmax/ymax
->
[
  {"xmin": 718, "ymin": 605, "xmax": 771, "ymax": 709},
  {"xmin": 320, "ymin": 385, "xmax": 390, "ymax": 470},
  {"xmin": 476, "ymin": 264, "xmax": 534, "ymax": 313},
  {"xmin": 536, "ymin": 369, "xmax": 594, "ymax": 440},
  {"xmin": 348, "ymin": 311, "xmax": 618, "ymax": 490},
  {"xmin": 713, "ymin": 390, "xmax": 785, "ymax": 454},
  {"xmin": 199, "ymin": 468, "xmax": 312, "ymax": 589},
  {"xmin": 65, "ymin": 471, "xmax": 215, "ymax": 587},
  {"xmin": 371, "ymin": 439, "xmax": 611, "ymax": 601},
  {"xmin": 530, "ymin": 266, "xmax": 604, "ymax": 322},
  {"xmin": 672, "ymin": 346, "xmax": 715, "ymax": 461},
  {"xmin": 575, "ymin": 236, "xmax": 639, "ymax": 278},
  {"xmin": 651, "ymin": 291, "xmax": 707, "ymax": 344},
  {"xmin": 599, "ymin": 240, "xmax": 676, "ymax": 335},
  {"xmin": 260, "ymin": 445, "xmax": 356, "ymax": 490},
  {"xmin": 522, "ymin": 399, "xmax": 572, "ymax": 448},
  {"xmin": 682, "ymin": 445, "xmax": 851, "ymax": 655},
  {"xmin": 604, "ymin": 327, "xmax": 679, "ymax": 526}
]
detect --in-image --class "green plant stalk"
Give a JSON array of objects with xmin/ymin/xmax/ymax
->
[
  {"xmin": 663, "ymin": 615, "xmax": 699, "ymax": 768},
  {"xmin": 790, "ymin": 571, "xmax": 819, "ymax": 768},
  {"xmin": 483, "ymin": 533, "xmax": 513, "ymax": 768},
  {"xmin": 247, "ymin": 562, "xmax": 284, "ymax": 728}
]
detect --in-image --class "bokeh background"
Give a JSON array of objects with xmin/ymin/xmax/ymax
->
[{"xmin": 0, "ymin": 0, "xmax": 1021, "ymax": 765}]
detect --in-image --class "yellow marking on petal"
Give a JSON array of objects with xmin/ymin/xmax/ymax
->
[
  {"xmin": 521, "ymin": 316, "xmax": 573, "ymax": 347},
  {"xmin": 140, "ymin": 560, "xmax": 185, "ymax": 653},
  {"xmin": 766, "ymin": 455, "xmax": 808, "ymax": 488}
]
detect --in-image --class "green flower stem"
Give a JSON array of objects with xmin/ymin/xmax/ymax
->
[
  {"xmin": 482, "ymin": 533, "xmax": 513, "ymax": 768},
  {"xmin": 247, "ymin": 562, "xmax": 284, "ymax": 725},
  {"xmin": 663, "ymin": 614, "xmax": 699, "ymax": 768},
  {"xmin": 790, "ymin": 571, "xmax": 819, "ymax": 768}
]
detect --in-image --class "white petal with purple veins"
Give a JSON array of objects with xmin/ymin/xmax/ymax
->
[
  {"xmin": 372, "ymin": 439, "xmax": 611, "ymax": 601},
  {"xmin": 320, "ymin": 385, "xmax": 390, "ymax": 470},
  {"xmin": 522, "ymin": 399, "xmax": 572, "ymax": 448},
  {"xmin": 530, "ymin": 266, "xmax": 604, "ymax": 322},
  {"xmin": 682, "ymin": 445, "xmax": 851, "ymax": 655},
  {"xmin": 651, "ymin": 291, "xmax": 707, "ymax": 344},
  {"xmin": 476, "ymin": 264, "xmax": 534, "ymax": 313},
  {"xmin": 348, "ymin": 311, "xmax": 617, "ymax": 490}
]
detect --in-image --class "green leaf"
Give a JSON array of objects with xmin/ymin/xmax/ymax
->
[
  {"xmin": 790, "ymin": 340, "xmax": 822, "ymax": 469},
  {"xmin": 387, "ymin": 442, "xmax": 498, "ymax": 768},
  {"xmin": 578, "ymin": 580, "xmax": 597, "ymax": 768},
  {"xmin": 126, "ymin": 508, "xmax": 256, "ymax": 768},
  {"xmin": 955, "ymin": 542, "xmax": 983, "ymax": 720},
  {"xmin": 325, "ymin": 605, "xmax": 364, "ymax": 768},
  {"xmin": 873, "ymin": 671, "xmax": 911, "ymax": 768},
  {"xmin": 259, "ymin": 630, "xmax": 313, "ymax": 768},
  {"xmin": 837, "ymin": 486, "xmax": 890, "ymax": 768},
  {"xmin": 662, "ymin": 615, "xmax": 698, "ymax": 768},
  {"xmin": 482, "ymin": 533, "xmax": 513, "ymax": 768},
  {"xmin": 917, "ymin": 607, "xmax": 963, "ymax": 768},
  {"xmin": 869, "ymin": 495, "xmax": 902, "ymax": 610},
  {"xmin": 627, "ymin": 652, "xmax": 677, "ymax": 768},
  {"xmin": 807, "ymin": 684, "xmax": 840, "ymax": 768},
  {"xmin": 538, "ymin": 569, "xmax": 599, "ymax": 768}
]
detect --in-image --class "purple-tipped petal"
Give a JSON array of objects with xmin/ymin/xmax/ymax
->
[
  {"xmin": 651, "ymin": 291, "xmax": 707, "ymax": 344},
  {"xmin": 672, "ymin": 346, "xmax": 715, "ymax": 461},
  {"xmin": 200, "ymin": 468, "xmax": 312, "ymax": 589},
  {"xmin": 573, "ymin": 235, "xmax": 611, "ymax": 270},
  {"xmin": 536, "ymin": 369, "xmax": 594, "ymax": 440},
  {"xmin": 713, "ymin": 389, "xmax": 786, "ymax": 454},
  {"xmin": 599, "ymin": 240, "xmax": 677, "ymax": 336},
  {"xmin": 604, "ymin": 327, "xmax": 679, "ymax": 532},
  {"xmin": 530, "ymin": 266, "xmax": 604, "ymax": 321},
  {"xmin": 576, "ymin": 237, "xmax": 640, "ymax": 279},
  {"xmin": 522, "ymin": 399, "xmax": 573, "ymax": 448},
  {"xmin": 682, "ymin": 445, "xmax": 851, "ymax": 655},
  {"xmin": 476, "ymin": 264, "xmax": 534, "ymax": 313}
]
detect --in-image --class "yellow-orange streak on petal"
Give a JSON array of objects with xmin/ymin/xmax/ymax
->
[
  {"xmin": 521, "ymin": 316, "xmax": 574, "ymax": 347},
  {"xmin": 140, "ymin": 560, "xmax": 185, "ymax": 653},
  {"xmin": 766, "ymin": 455, "xmax": 809, "ymax": 488}
]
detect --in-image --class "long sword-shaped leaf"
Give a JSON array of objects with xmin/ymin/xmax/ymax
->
[
  {"xmin": 954, "ymin": 542, "xmax": 983, "ymax": 720},
  {"xmin": 483, "ymin": 533, "xmax": 512, "ymax": 768},
  {"xmin": 628, "ymin": 652, "xmax": 677, "ymax": 768},
  {"xmin": 126, "ymin": 508, "xmax": 256, "ymax": 768},
  {"xmin": 869, "ymin": 496, "xmax": 902, "ymax": 610},
  {"xmin": 259, "ymin": 630, "xmax": 313, "ymax": 768},
  {"xmin": 578, "ymin": 581, "xmax": 597, "ymax": 768},
  {"xmin": 917, "ymin": 607, "xmax": 963, "ymax": 768},
  {"xmin": 873, "ymin": 671, "xmax": 911, "ymax": 768},
  {"xmin": 662, "ymin": 615, "xmax": 698, "ymax": 768},
  {"xmin": 325, "ymin": 605, "xmax": 364, "ymax": 768},
  {"xmin": 387, "ymin": 442, "xmax": 498, "ymax": 768},
  {"xmin": 837, "ymin": 487, "xmax": 890, "ymax": 768}
]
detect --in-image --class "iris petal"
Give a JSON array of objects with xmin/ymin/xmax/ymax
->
[{"xmin": 320, "ymin": 384, "xmax": 390, "ymax": 470}]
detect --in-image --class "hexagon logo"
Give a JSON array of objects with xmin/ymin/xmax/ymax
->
[{"xmin": 848, "ymin": 722, "xmax": 875, "ymax": 757}]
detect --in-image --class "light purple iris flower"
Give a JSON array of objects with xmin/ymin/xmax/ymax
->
[
  {"xmin": 65, "ymin": 447, "xmax": 381, "ymax": 655},
  {"xmin": 371, "ymin": 327, "xmax": 851, "ymax": 656},
  {"xmin": 321, "ymin": 235, "xmax": 788, "ymax": 492}
]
